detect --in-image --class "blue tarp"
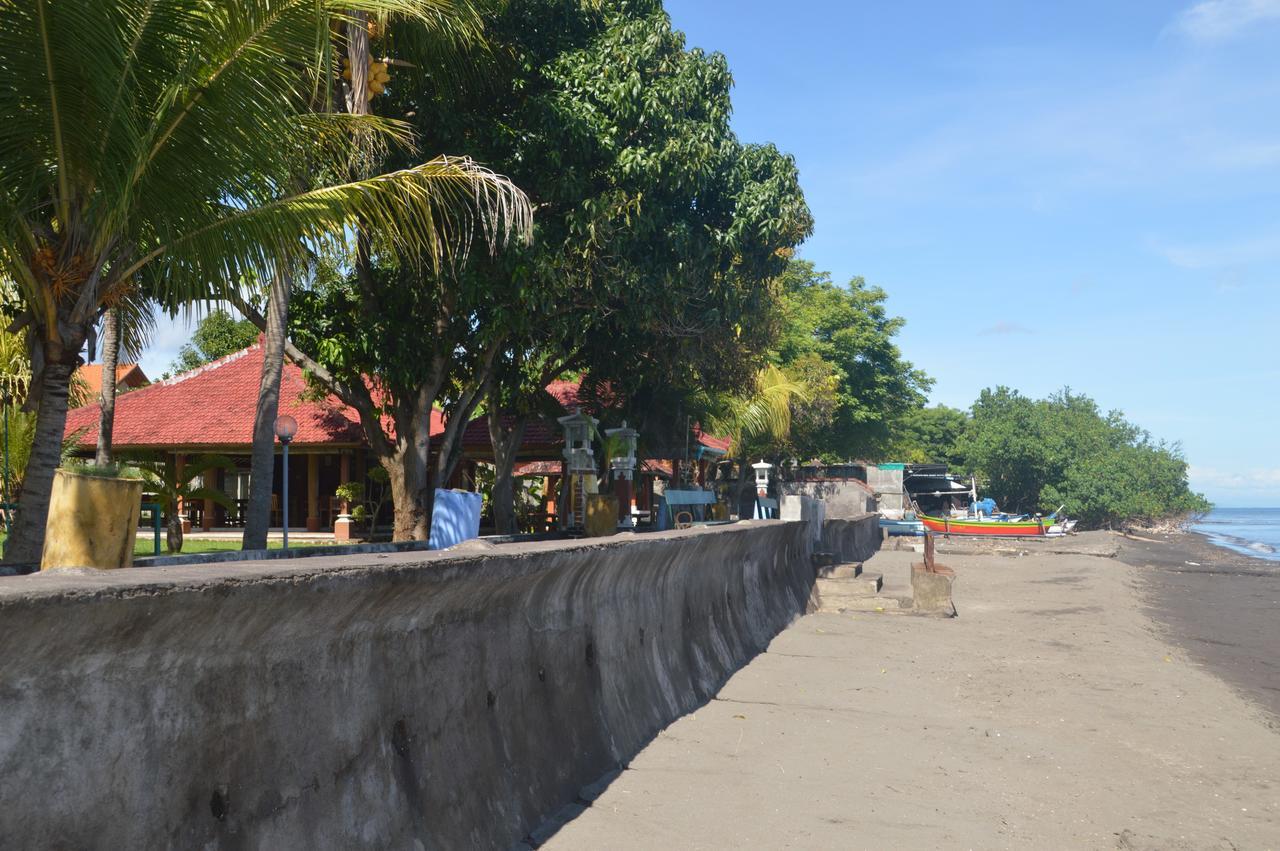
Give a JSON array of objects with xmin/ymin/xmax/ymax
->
[
  {"xmin": 974, "ymin": 497, "xmax": 998, "ymax": 516},
  {"xmin": 428, "ymin": 489, "xmax": 482, "ymax": 550}
]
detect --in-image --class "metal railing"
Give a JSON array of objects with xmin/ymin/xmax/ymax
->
[{"xmin": 140, "ymin": 502, "xmax": 163, "ymax": 556}]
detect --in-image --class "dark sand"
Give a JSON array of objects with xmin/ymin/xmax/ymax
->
[{"xmin": 1118, "ymin": 530, "xmax": 1280, "ymax": 724}]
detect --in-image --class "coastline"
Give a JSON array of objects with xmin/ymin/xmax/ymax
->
[{"xmin": 1116, "ymin": 528, "xmax": 1280, "ymax": 724}]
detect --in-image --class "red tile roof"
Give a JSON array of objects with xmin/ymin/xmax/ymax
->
[
  {"xmin": 64, "ymin": 344, "xmax": 443, "ymax": 451},
  {"xmin": 76, "ymin": 363, "xmax": 149, "ymax": 395},
  {"xmin": 65, "ymin": 351, "xmax": 731, "ymax": 460}
]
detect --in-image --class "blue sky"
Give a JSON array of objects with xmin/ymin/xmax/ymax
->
[
  {"xmin": 660, "ymin": 0, "xmax": 1280, "ymax": 506},
  {"xmin": 139, "ymin": 0, "xmax": 1280, "ymax": 506}
]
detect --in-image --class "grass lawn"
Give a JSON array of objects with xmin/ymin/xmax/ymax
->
[
  {"xmin": 1, "ymin": 529, "xmax": 337, "ymax": 560},
  {"xmin": 135, "ymin": 537, "xmax": 345, "ymax": 557}
]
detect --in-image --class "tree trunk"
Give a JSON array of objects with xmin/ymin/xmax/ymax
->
[
  {"xmin": 733, "ymin": 447, "xmax": 752, "ymax": 519},
  {"xmin": 166, "ymin": 507, "xmax": 184, "ymax": 554},
  {"xmin": 94, "ymin": 308, "xmax": 120, "ymax": 466},
  {"xmin": 385, "ymin": 437, "xmax": 430, "ymax": 542},
  {"xmin": 1, "ymin": 361, "xmax": 75, "ymax": 566},
  {"xmin": 242, "ymin": 270, "xmax": 289, "ymax": 550},
  {"xmin": 489, "ymin": 406, "xmax": 527, "ymax": 535}
]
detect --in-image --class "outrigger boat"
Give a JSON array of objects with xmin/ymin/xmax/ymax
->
[
  {"xmin": 920, "ymin": 512, "xmax": 1056, "ymax": 537},
  {"xmin": 919, "ymin": 504, "xmax": 1076, "ymax": 538}
]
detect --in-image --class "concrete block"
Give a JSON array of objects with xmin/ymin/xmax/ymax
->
[
  {"xmin": 911, "ymin": 563, "xmax": 957, "ymax": 617},
  {"xmin": 817, "ymin": 562, "xmax": 862, "ymax": 579}
]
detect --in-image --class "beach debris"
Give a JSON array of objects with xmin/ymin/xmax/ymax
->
[
  {"xmin": 733, "ymin": 714, "xmax": 747, "ymax": 720},
  {"xmin": 1185, "ymin": 561, "xmax": 1201, "ymax": 566}
]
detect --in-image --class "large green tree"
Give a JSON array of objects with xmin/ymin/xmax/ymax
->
[
  {"xmin": 886, "ymin": 404, "xmax": 969, "ymax": 466},
  {"xmin": 955, "ymin": 387, "xmax": 1211, "ymax": 525},
  {"xmin": 0, "ymin": 0, "xmax": 530, "ymax": 565},
  {"xmin": 168, "ymin": 310, "xmax": 260, "ymax": 376},
  {"xmin": 772, "ymin": 260, "xmax": 931, "ymax": 461},
  {"xmin": 286, "ymin": 0, "xmax": 812, "ymax": 537}
]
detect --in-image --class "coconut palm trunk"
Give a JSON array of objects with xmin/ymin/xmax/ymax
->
[
  {"xmin": 242, "ymin": 270, "xmax": 289, "ymax": 550},
  {"xmin": 1, "ymin": 1, "xmax": 530, "ymax": 562},
  {"xmin": 94, "ymin": 308, "xmax": 119, "ymax": 466},
  {"xmin": 2, "ymin": 360, "xmax": 74, "ymax": 565}
]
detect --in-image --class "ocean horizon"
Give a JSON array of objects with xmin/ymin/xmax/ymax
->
[{"xmin": 1191, "ymin": 507, "xmax": 1280, "ymax": 562}]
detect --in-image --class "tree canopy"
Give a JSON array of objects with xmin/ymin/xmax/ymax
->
[
  {"xmin": 948, "ymin": 387, "xmax": 1210, "ymax": 526},
  {"xmin": 769, "ymin": 260, "xmax": 931, "ymax": 462},
  {"xmin": 288, "ymin": 0, "xmax": 813, "ymax": 535},
  {"xmin": 168, "ymin": 310, "xmax": 260, "ymax": 376}
]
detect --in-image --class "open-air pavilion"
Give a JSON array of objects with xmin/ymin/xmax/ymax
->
[{"xmin": 62, "ymin": 343, "xmax": 736, "ymax": 539}]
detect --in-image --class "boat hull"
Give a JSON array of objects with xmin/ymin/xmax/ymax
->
[{"xmin": 919, "ymin": 514, "xmax": 1050, "ymax": 537}]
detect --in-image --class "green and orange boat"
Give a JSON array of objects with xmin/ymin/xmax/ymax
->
[{"xmin": 918, "ymin": 512, "xmax": 1069, "ymax": 537}]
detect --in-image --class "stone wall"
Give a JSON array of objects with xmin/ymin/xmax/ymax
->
[
  {"xmin": 784, "ymin": 480, "xmax": 876, "ymax": 518},
  {"xmin": 0, "ymin": 518, "xmax": 872, "ymax": 849}
]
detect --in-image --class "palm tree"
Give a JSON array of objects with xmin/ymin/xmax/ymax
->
[
  {"xmin": 243, "ymin": 4, "xmax": 516, "ymax": 550},
  {"xmin": 706, "ymin": 364, "xmax": 811, "ymax": 514},
  {"xmin": 139, "ymin": 455, "xmax": 236, "ymax": 554},
  {"xmin": 94, "ymin": 288, "xmax": 155, "ymax": 465},
  {"xmin": 0, "ymin": 1, "xmax": 531, "ymax": 565}
]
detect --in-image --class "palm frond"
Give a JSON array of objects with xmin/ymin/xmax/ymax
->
[{"xmin": 0, "ymin": 0, "xmax": 531, "ymax": 332}]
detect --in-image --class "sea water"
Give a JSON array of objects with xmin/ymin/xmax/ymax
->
[{"xmin": 1192, "ymin": 508, "xmax": 1280, "ymax": 562}]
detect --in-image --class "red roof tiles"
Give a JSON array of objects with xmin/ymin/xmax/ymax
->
[
  {"xmin": 64, "ymin": 349, "xmax": 731, "ymax": 459},
  {"xmin": 76, "ymin": 363, "xmax": 149, "ymax": 395},
  {"xmin": 63, "ymin": 344, "xmax": 442, "ymax": 450}
]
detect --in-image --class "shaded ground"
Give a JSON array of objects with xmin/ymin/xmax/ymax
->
[{"xmin": 543, "ymin": 543, "xmax": 1280, "ymax": 850}]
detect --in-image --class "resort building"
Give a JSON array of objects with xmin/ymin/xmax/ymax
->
[{"xmin": 62, "ymin": 342, "xmax": 730, "ymax": 538}]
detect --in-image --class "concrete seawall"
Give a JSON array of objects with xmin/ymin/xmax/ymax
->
[
  {"xmin": 0, "ymin": 516, "xmax": 878, "ymax": 849},
  {"xmin": 823, "ymin": 513, "xmax": 883, "ymax": 563}
]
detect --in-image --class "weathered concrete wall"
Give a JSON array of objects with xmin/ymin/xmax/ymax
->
[
  {"xmin": 822, "ymin": 514, "xmax": 883, "ymax": 564},
  {"xmin": 784, "ymin": 480, "xmax": 876, "ymax": 518},
  {"xmin": 0, "ymin": 521, "xmax": 817, "ymax": 849}
]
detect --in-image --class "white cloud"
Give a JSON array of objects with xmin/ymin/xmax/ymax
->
[
  {"xmin": 1190, "ymin": 465, "xmax": 1280, "ymax": 491},
  {"xmin": 1147, "ymin": 225, "xmax": 1280, "ymax": 269},
  {"xmin": 1168, "ymin": 0, "xmax": 1280, "ymax": 42}
]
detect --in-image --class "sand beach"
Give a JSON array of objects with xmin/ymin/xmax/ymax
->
[{"xmin": 544, "ymin": 532, "xmax": 1280, "ymax": 850}]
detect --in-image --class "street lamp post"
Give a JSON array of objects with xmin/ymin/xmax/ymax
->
[{"xmin": 274, "ymin": 415, "xmax": 298, "ymax": 550}]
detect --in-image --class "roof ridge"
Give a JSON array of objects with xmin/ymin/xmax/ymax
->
[{"xmin": 160, "ymin": 343, "xmax": 260, "ymax": 388}]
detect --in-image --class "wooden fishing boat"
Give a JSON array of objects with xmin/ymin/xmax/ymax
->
[{"xmin": 919, "ymin": 512, "xmax": 1055, "ymax": 537}]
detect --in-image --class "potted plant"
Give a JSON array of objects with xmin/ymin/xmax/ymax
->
[
  {"xmin": 139, "ymin": 456, "xmax": 236, "ymax": 553},
  {"xmin": 41, "ymin": 462, "xmax": 145, "ymax": 570}
]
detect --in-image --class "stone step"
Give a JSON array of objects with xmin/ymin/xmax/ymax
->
[
  {"xmin": 817, "ymin": 562, "xmax": 862, "ymax": 580},
  {"xmin": 824, "ymin": 594, "xmax": 909, "ymax": 614},
  {"xmin": 815, "ymin": 572, "xmax": 882, "ymax": 598}
]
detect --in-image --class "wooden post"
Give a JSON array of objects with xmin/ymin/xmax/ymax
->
[
  {"xmin": 306, "ymin": 453, "xmax": 321, "ymax": 532},
  {"xmin": 175, "ymin": 453, "xmax": 190, "ymax": 533},
  {"xmin": 202, "ymin": 466, "xmax": 216, "ymax": 531}
]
